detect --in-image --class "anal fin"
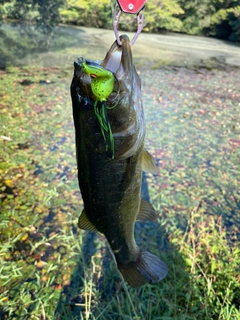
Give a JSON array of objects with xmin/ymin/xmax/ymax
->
[
  {"xmin": 118, "ymin": 250, "xmax": 168, "ymax": 288},
  {"xmin": 78, "ymin": 209, "xmax": 98, "ymax": 232},
  {"xmin": 142, "ymin": 149, "xmax": 157, "ymax": 174},
  {"xmin": 137, "ymin": 199, "xmax": 157, "ymax": 222}
]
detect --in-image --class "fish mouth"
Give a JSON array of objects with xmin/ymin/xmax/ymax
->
[
  {"xmin": 74, "ymin": 57, "xmax": 91, "ymax": 86},
  {"xmin": 101, "ymin": 34, "xmax": 133, "ymax": 79},
  {"xmin": 74, "ymin": 34, "xmax": 133, "ymax": 84}
]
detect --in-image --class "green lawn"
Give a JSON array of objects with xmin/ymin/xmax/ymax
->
[{"xmin": 0, "ymin": 62, "xmax": 239, "ymax": 319}]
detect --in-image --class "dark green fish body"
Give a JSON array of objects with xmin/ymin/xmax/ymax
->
[{"xmin": 71, "ymin": 35, "xmax": 168, "ymax": 287}]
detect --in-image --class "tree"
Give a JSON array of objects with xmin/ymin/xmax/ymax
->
[
  {"xmin": 177, "ymin": 0, "xmax": 240, "ymax": 41},
  {"xmin": 144, "ymin": 0, "xmax": 184, "ymax": 32},
  {"xmin": 228, "ymin": 6, "xmax": 240, "ymax": 41},
  {"xmin": 60, "ymin": 0, "xmax": 112, "ymax": 29},
  {"xmin": 0, "ymin": 0, "xmax": 65, "ymax": 33},
  {"xmin": 60, "ymin": 0, "xmax": 184, "ymax": 33},
  {"xmin": 209, "ymin": 5, "xmax": 240, "ymax": 41}
]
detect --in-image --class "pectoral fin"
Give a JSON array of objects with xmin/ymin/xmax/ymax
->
[
  {"xmin": 137, "ymin": 199, "xmax": 158, "ymax": 222},
  {"xmin": 142, "ymin": 149, "xmax": 157, "ymax": 174},
  {"xmin": 78, "ymin": 209, "xmax": 98, "ymax": 232}
]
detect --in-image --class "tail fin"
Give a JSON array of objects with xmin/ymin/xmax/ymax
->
[{"xmin": 118, "ymin": 250, "xmax": 168, "ymax": 288}]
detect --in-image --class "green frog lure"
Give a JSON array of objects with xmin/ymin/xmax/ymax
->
[{"xmin": 82, "ymin": 61, "xmax": 119, "ymax": 159}]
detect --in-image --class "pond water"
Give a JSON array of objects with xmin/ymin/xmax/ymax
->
[
  {"xmin": 1, "ymin": 23, "xmax": 240, "ymax": 69},
  {"xmin": 0, "ymin": 24, "xmax": 239, "ymax": 319}
]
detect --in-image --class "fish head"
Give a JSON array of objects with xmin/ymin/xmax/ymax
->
[
  {"xmin": 101, "ymin": 34, "xmax": 142, "ymax": 104},
  {"xmin": 71, "ymin": 34, "xmax": 144, "ymax": 159},
  {"xmin": 72, "ymin": 34, "xmax": 140, "ymax": 108},
  {"xmin": 101, "ymin": 34, "xmax": 133, "ymax": 76},
  {"xmin": 100, "ymin": 34, "xmax": 144, "ymax": 159}
]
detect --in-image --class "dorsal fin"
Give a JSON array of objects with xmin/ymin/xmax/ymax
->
[
  {"xmin": 137, "ymin": 199, "xmax": 157, "ymax": 222},
  {"xmin": 142, "ymin": 149, "xmax": 157, "ymax": 174},
  {"xmin": 78, "ymin": 209, "xmax": 98, "ymax": 232}
]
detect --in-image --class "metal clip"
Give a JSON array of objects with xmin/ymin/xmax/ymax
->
[{"xmin": 113, "ymin": 1, "xmax": 145, "ymax": 47}]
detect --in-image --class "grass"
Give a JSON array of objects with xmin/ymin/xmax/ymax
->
[{"xmin": 0, "ymin": 60, "xmax": 239, "ymax": 319}]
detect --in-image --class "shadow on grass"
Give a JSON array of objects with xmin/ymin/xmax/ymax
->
[
  {"xmin": 53, "ymin": 175, "xmax": 193, "ymax": 320},
  {"xmin": 54, "ymin": 230, "xmax": 99, "ymax": 319}
]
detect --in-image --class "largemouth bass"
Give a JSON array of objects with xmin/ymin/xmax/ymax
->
[{"xmin": 71, "ymin": 34, "xmax": 168, "ymax": 288}]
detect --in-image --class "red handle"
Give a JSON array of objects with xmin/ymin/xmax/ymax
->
[{"xmin": 117, "ymin": 0, "xmax": 147, "ymax": 14}]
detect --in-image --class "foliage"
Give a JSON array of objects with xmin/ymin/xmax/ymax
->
[
  {"xmin": 59, "ymin": 0, "xmax": 113, "ymax": 29},
  {"xmin": 0, "ymin": 0, "xmax": 65, "ymax": 33},
  {"xmin": 224, "ymin": 6, "xmax": 240, "ymax": 42},
  {"xmin": 0, "ymin": 0, "xmax": 240, "ymax": 41},
  {"xmin": 202, "ymin": 5, "xmax": 240, "ymax": 41},
  {"xmin": 144, "ymin": 0, "xmax": 184, "ymax": 32},
  {"xmin": 177, "ymin": 0, "xmax": 240, "ymax": 41},
  {"xmin": 59, "ymin": 0, "xmax": 184, "ymax": 32},
  {"xmin": 59, "ymin": 0, "xmax": 240, "ymax": 41}
]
